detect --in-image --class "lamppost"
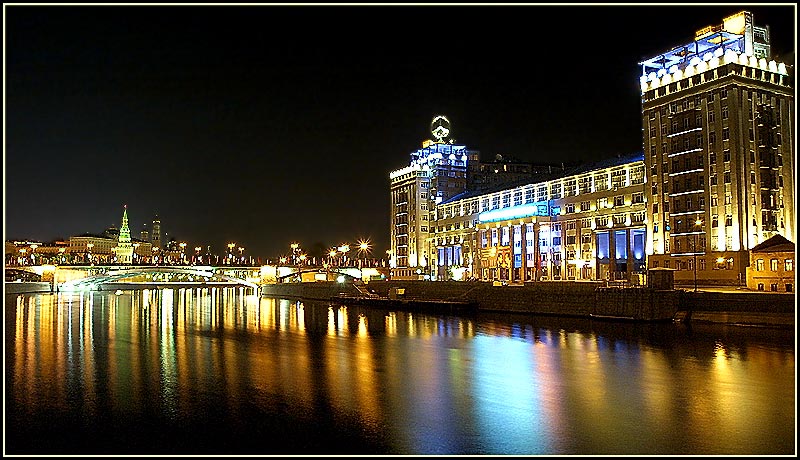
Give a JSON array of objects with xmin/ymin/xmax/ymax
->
[
  {"xmin": 195, "ymin": 246, "xmax": 202, "ymax": 265},
  {"xmin": 338, "ymin": 244, "xmax": 350, "ymax": 266},
  {"xmin": 693, "ymin": 218, "xmax": 703, "ymax": 292},
  {"xmin": 58, "ymin": 247, "xmax": 66, "ymax": 265},
  {"xmin": 238, "ymin": 247, "xmax": 244, "ymax": 265},
  {"xmin": 152, "ymin": 247, "xmax": 159, "ymax": 265},
  {"xmin": 87, "ymin": 243, "xmax": 94, "ymax": 265},
  {"xmin": 133, "ymin": 243, "xmax": 140, "ymax": 265},
  {"xmin": 357, "ymin": 239, "xmax": 371, "ymax": 268},
  {"xmin": 228, "ymin": 242, "xmax": 236, "ymax": 265},
  {"xmin": 179, "ymin": 242, "xmax": 187, "ymax": 265},
  {"xmin": 30, "ymin": 244, "xmax": 38, "ymax": 265},
  {"xmin": 18, "ymin": 248, "xmax": 27, "ymax": 266}
]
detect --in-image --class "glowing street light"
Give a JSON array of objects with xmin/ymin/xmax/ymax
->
[
  {"xmin": 133, "ymin": 243, "xmax": 140, "ymax": 265},
  {"xmin": 357, "ymin": 239, "xmax": 371, "ymax": 268},
  {"xmin": 693, "ymin": 218, "xmax": 703, "ymax": 292},
  {"xmin": 195, "ymin": 246, "xmax": 202, "ymax": 265},
  {"xmin": 179, "ymin": 242, "xmax": 187, "ymax": 265},
  {"xmin": 228, "ymin": 242, "xmax": 236, "ymax": 264}
]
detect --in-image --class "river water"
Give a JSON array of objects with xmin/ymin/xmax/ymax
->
[{"xmin": 4, "ymin": 287, "xmax": 795, "ymax": 455}]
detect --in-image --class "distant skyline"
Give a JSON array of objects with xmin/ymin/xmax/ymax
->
[{"xmin": 5, "ymin": 4, "xmax": 796, "ymax": 259}]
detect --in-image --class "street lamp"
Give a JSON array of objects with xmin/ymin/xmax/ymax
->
[
  {"xmin": 357, "ymin": 239, "xmax": 371, "ymax": 268},
  {"xmin": 228, "ymin": 242, "xmax": 236, "ymax": 265},
  {"xmin": 87, "ymin": 243, "xmax": 94, "ymax": 265},
  {"xmin": 133, "ymin": 243, "xmax": 140, "ymax": 265},
  {"xmin": 338, "ymin": 244, "xmax": 350, "ymax": 266},
  {"xmin": 195, "ymin": 246, "xmax": 202, "ymax": 265},
  {"xmin": 238, "ymin": 247, "xmax": 244, "ymax": 265},
  {"xmin": 693, "ymin": 218, "xmax": 703, "ymax": 292},
  {"xmin": 179, "ymin": 242, "xmax": 187, "ymax": 265}
]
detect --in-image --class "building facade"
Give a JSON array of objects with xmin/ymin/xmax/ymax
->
[
  {"xmin": 640, "ymin": 10, "xmax": 794, "ymax": 286},
  {"xmin": 431, "ymin": 153, "xmax": 647, "ymax": 283},
  {"xmin": 389, "ymin": 116, "xmax": 474, "ymax": 279},
  {"xmin": 151, "ymin": 215, "xmax": 162, "ymax": 250}
]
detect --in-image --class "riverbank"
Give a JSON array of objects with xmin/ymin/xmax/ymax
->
[{"xmin": 261, "ymin": 280, "xmax": 795, "ymax": 327}]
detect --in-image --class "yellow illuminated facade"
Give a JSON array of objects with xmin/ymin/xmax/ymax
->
[
  {"xmin": 389, "ymin": 117, "xmax": 472, "ymax": 280},
  {"xmin": 431, "ymin": 153, "xmax": 647, "ymax": 283},
  {"xmin": 640, "ymin": 10, "xmax": 794, "ymax": 286}
]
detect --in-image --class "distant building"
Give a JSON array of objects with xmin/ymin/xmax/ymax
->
[
  {"xmin": 103, "ymin": 225, "xmax": 119, "ymax": 239},
  {"xmin": 467, "ymin": 153, "xmax": 571, "ymax": 192},
  {"xmin": 140, "ymin": 222, "xmax": 150, "ymax": 244},
  {"xmin": 151, "ymin": 215, "xmax": 162, "ymax": 250},
  {"xmin": 746, "ymin": 234, "xmax": 794, "ymax": 292},
  {"xmin": 389, "ymin": 116, "xmax": 475, "ymax": 279},
  {"xmin": 69, "ymin": 234, "xmax": 116, "ymax": 264},
  {"xmin": 640, "ymin": 10, "xmax": 794, "ymax": 286}
]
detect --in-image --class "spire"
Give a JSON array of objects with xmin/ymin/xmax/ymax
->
[{"xmin": 119, "ymin": 204, "xmax": 131, "ymax": 244}]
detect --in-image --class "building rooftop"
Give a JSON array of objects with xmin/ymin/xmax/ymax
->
[{"xmin": 751, "ymin": 234, "xmax": 795, "ymax": 253}]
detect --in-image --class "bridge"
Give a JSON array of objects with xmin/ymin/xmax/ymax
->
[
  {"xmin": 58, "ymin": 266, "xmax": 262, "ymax": 291},
  {"xmin": 7, "ymin": 264, "xmax": 389, "ymax": 292}
]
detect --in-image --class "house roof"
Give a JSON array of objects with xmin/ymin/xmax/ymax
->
[{"xmin": 751, "ymin": 234, "xmax": 795, "ymax": 253}]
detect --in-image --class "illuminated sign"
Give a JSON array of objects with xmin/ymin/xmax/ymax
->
[{"xmin": 478, "ymin": 202, "xmax": 547, "ymax": 223}]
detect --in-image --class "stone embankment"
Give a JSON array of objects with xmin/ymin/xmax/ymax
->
[{"xmin": 260, "ymin": 280, "xmax": 795, "ymax": 326}]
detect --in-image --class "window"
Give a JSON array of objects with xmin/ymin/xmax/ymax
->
[
  {"xmin": 722, "ymin": 127, "xmax": 729, "ymax": 140},
  {"xmin": 756, "ymin": 259, "xmax": 764, "ymax": 271},
  {"xmin": 725, "ymin": 215, "xmax": 732, "ymax": 226},
  {"xmin": 785, "ymin": 259, "xmax": 794, "ymax": 271},
  {"xmin": 708, "ymin": 111, "xmax": 715, "ymax": 123},
  {"xmin": 632, "ymin": 192, "xmax": 644, "ymax": 204},
  {"xmin": 653, "ymin": 203, "xmax": 659, "ymax": 214},
  {"xmin": 721, "ymin": 106, "xmax": 729, "ymax": 119},
  {"xmin": 580, "ymin": 201, "xmax": 590, "ymax": 212},
  {"xmin": 723, "ymin": 149, "xmax": 730, "ymax": 162},
  {"xmin": 614, "ymin": 195, "xmax": 625, "ymax": 206},
  {"xmin": 770, "ymin": 259, "xmax": 779, "ymax": 271}
]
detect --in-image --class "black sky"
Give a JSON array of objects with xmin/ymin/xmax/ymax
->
[{"xmin": 4, "ymin": 4, "xmax": 796, "ymax": 260}]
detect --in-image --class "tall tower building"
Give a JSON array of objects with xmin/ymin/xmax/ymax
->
[
  {"xmin": 116, "ymin": 205, "xmax": 134, "ymax": 264},
  {"xmin": 140, "ymin": 222, "xmax": 150, "ymax": 243},
  {"xmin": 389, "ymin": 116, "xmax": 475, "ymax": 279},
  {"xmin": 151, "ymin": 215, "xmax": 162, "ymax": 250},
  {"xmin": 639, "ymin": 10, "xmax": 794, "ymax": 285}
]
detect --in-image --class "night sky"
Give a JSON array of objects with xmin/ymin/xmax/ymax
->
[{"xmin": 5, "ymin": 4, "xmax": 795, "ymax": 260}]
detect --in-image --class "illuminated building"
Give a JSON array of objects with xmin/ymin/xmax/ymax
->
[
  {"xmin": 439, "ymin": 153, "xmax": 646, "ymax": 283},
  {"xmin": 745, "ymin": 234, "xmax": 795, "ymax": 291},
  {"xmin": 467, "ymin": 153, "xmax": 572, "ymax": 192},
  {"xmin": 116, "ymin": 205, "xmax": 134, "ymax": 264},
  {"xmin": 640, "ymin": 10, "xmax": 794, "ymax": 286},
  {"xmin": 140, "ymin": 222, "xmax": 150, "ymax": 243},
  {"xmin": 151, "ymin": 214, "xmax": 162, "ymax": 250},
  {"xmin": 69, "ymin": 234, "xmax": 116, "ymax": 264},
  {"xmin": 389, "ymin": 116, "xmax": 474, "ymax": 279}
]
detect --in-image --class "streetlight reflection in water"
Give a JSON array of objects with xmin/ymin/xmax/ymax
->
[{"xmin": 5, "ymin": 289, "xmax": 795, "ymax": 456}]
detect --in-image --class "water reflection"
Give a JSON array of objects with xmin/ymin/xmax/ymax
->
[{"xmin": 5, "ymin": 289, "xmax": 795, "ymax": 455}]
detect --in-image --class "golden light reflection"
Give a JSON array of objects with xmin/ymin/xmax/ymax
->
[{"xmin": 7, "ymin": 291, "xmax": 795, "ymax": 455}]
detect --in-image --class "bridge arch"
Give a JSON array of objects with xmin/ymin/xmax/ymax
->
[{"xmin": 59, "ymin": 266, "xmax": 259, "ymax": 291}]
